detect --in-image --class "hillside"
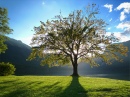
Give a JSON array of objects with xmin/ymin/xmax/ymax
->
[
  {"xmin": 0, "ymin": 38, "xmax": 72, "ymax": 75},
  {"xmin": 0, "ymin": 38, "xmax": 129, "ymax": 80},
  {"xmin": 78, "ymin": 40, "xmax": 130, "ymax": 79}
]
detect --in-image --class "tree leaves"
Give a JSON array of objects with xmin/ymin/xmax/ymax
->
[
  {"xmin": 28, "ymin": 4, "xmax": 128, "ymax": 68},
  {"xmin": 0, "ymin": 7, "xmax": 13, "ymax": 53}
]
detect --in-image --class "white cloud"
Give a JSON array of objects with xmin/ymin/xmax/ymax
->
[
  {"xmin": 106, "ymin": 32, "xmax": 130, "ymax": 42},
  {"xmin": 115, "ymin": 2, "xmax": 130, "ymax": 21},
  {"xmin": 116, "ymin": 21, "xmax": 130, "ymax": 36},
  {"xmin": 116, "ymin": 21, "xmax": 130, "ymax": 30},
  {"xmin": 120, "ymin": 12, "xmax": 126, "ymax": 21},
  {"xmin": 122, "ymin": 28, "xmax": 130, "ymax": 36},
  {"xmin": 104, "ymin": 4, "xmax": 113, "ymax": 12},
  {"xmin": 114, "ymin": 33, "xmax": 130, "ymax": 42}
]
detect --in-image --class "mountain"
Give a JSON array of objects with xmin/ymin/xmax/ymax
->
[
  {"xmin": 78, "ymin": 40, "xmax": 130, "ymax": 80},
  {"xmin": 0, "ymin": 38, "xmax": 129, "ymax": 80},
  {"xmin": 0, "ymin": 38, "xmax": 72, "ymax": 75}
]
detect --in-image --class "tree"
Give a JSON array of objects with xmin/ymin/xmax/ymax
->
[
  {"xmin": 0, "ymin": 8, "xmax": 14, "ymax": 75},
  {"xmin": 0, "ymin": 7, "xmax": 13, "ymax": 53},
  {"xmin": 0, "ymin": 62, "xmax": 16, "ymax": 76},
  {"xmin": 28, "ymin": 4, "xmax": 128, "ymax": 76}
]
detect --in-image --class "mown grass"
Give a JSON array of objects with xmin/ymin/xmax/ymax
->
[{"xmin": 0, "ymin": 76, "xmax": 130, "ymax": 97}]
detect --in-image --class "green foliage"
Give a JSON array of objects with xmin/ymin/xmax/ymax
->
[
  {"xmin": 0, "ymin": 35, "xmax": 7, "ymax": 53},
  {"xmin": 28, "ymin": 4, "xmax": 128, "ymax": 75},
  {"xmin": 0, "ymin": 7, "xmax": 13, "ymax": 53},
  {"xmin": 0, "ymin": 62, "xmax": 16, "ymax": 76},
  {"xmin": 0, "ymin": 76, "xmax": 130, "ymax": 97}
]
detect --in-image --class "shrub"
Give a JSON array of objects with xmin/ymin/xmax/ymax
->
[{"xmin": 0, "ymin": 62, "xmax": 16, "ymax": 76}]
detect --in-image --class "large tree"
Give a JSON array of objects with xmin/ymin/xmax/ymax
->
[
  {"xmin": 0, "ymin": 7, "xmax": 13, "ymax": 53},
  {"xmin": 28, "ymin": 4, "xmax": 128, "ymax": 76}
]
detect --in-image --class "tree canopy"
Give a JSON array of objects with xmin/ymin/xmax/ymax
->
[
  {"xmin": 0, "ymin": 7, "xmax": 13, "ymax": 53},
  {"xmin": 28, "ymin": 4, "xmax": 128, "ymax": 76}
]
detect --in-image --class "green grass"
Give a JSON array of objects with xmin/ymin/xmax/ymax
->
[{"xmin": 0, "ymin": 76, "xmax": 130, "ymax": 97}]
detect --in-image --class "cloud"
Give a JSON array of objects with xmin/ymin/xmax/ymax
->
[
  {"xmin": 122, "ymin": 28, "xmax": 130, "ymax": 36},
  {"xmin": 104, "ymin": 4, "xmax": 113, "ymax": 12},
  {"xmin": 116, "ymin": 21, "xmax": 130, "ymax": 36},
  {"xmin": 116, "ymin": 21, "xmax": 130, "ymax": 30},
  {"xmin": 115, "ymin": 2, "xmax": 130, "ymax": 21},
  {"xmin": 106, "ymin": 32, "xmax": 130, "ymax": 42},
  {"xmin": 114, "ymin": 32, "xmax": 130, "ymax": 42}
]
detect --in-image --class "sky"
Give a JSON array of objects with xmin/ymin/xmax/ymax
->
[{"xmin": 0, "ymin": 0, "xmax": 130, "ymax": 45}]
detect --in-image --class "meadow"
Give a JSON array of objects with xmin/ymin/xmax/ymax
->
[{"xmin": 0, "ymin": 76, "xmax": 130, "ymax": 97}]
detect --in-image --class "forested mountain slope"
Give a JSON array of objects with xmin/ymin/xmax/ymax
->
[{"xmin": 0, "ymin": 38, "xmax": 129, "ymax": 79}]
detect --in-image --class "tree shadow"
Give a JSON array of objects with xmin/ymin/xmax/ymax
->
[
  {"xmin": 59, "ymin": 76, "xmax": 88, "ymax": 97},
  {"xmin": 2, "ymin": 81, "xmax": 62, "ymax": 97}
]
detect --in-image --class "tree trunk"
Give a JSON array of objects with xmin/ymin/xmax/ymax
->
[
  {"xmin": 71, "ymin": 63, "xmax": 79, "ymax": 76},
  {"xmin": 71, "ymin": 55, "xmax": 79, "ymax": 76}
]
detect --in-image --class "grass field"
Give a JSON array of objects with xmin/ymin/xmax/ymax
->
[{"xmin": 0, "ymin": 76, "xmax": 130, "ymax": 97}]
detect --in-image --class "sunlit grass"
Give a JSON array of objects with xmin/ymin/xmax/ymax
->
[{"xmin": 0, "ymin": 76, "xmax": 130, "ymax": 97}]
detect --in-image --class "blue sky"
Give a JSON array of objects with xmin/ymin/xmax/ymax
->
[{"xmin": 0, "ymin": 0, "xmax": 130, "ymax": 45}]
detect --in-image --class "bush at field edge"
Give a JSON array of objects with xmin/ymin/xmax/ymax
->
[{"xmin": 0, "ymin": 62, "xmax": 16, "ymax": 76}]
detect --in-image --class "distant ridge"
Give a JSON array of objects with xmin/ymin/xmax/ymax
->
[
  {"xmin": 0, "ymin": 38, "xmax": 129, "ymax": 80},
  {"xmin": 0, "ymin": 38, "xmax": 72, "ymax": 75}
]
